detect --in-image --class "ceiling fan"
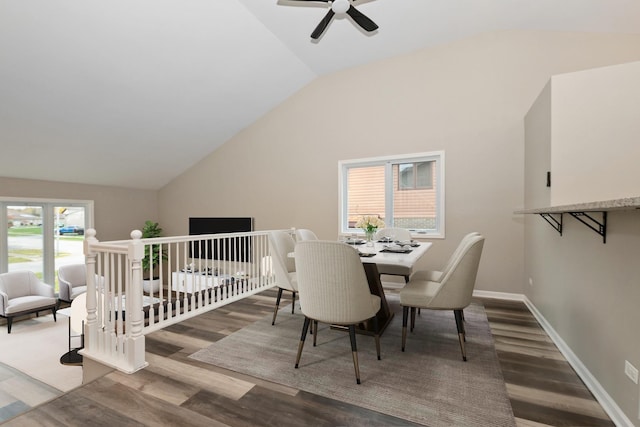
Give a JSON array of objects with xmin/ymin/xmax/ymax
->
[{"xmin": 295, "ymin": 0, "xmax": 379, "ymax": 40}]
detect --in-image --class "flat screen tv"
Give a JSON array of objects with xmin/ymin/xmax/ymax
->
[{"xmin": 189, "ymin": 217, "xmax": 254, "ymax": 261}]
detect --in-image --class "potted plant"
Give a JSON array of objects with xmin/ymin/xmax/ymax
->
[{"xmin": 141, "ymin": 220, "xmax": 167, "ymax": 293}]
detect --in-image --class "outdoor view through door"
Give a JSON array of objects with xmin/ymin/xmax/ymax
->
[{"xmin": 1, "ymin": 200, "xmax": 93, "ymax": 292}]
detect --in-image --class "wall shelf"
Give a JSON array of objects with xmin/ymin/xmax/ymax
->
[{"xmin": 515, "ymin": 196, "xmax": 640, "ymax": 244}]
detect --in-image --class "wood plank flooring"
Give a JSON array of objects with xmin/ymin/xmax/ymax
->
[{"xmin": 1, "ymin": 290, "xmax": 615, "ymax": 426}]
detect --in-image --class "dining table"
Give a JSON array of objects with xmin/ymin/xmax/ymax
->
[{"xmin": 342, "ymin": 239, "xmax": 432, "ymax": 336}]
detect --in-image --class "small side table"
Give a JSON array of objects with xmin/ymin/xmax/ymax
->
[{"xmin": 57, "ymin": 303, "xmax": 84, "ymax": 366}]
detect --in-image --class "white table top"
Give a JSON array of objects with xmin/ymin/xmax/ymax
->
[
  {"xmin": 289, "ymin": 241, "xmax": 432, "ymax": 269},
  {"xmin": 353, "ymin": 241, "xmax": 432, "ymax": 268}
]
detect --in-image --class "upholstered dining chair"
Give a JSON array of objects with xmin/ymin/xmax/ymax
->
[
  {"xmin": 374, "ymin": 227, "xmax": 412, "ymax": 243},
  {"xmin": 413, "ymin": 232, "xmax": 481, "ymax": 317},
  {"xmin": 294, "ymin": 240, "xmax": 381, "ymax": 384},
  {"xmin": 268, "ymin": 231, "xmax": 298, "ymax": 325},
  {"xmin": 400, "ymin": 234, "xmax": 484, "ymax": 361},
  {"xmin": 58, "ymin": 263, "xmax": 88, "ymax": 302},
  {"xmin": 373, "ymin": 227, "xmax": 414, "ymax": 283},
  {"xmin": 0, "ymin": 270, "xmax": 57, "ymax": 333},
  {"xmin": 295, "ymin": 228, "xmax": 319, "ymax": 241},
  {"xmin": 418, "ymin": 232, "xmax": 481, "ymax": 282}
]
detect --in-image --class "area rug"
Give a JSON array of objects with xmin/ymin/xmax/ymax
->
[
  {"xmin": 190, "ymin": 295, "xmax": 515, "ymax": 426},
  {"xmin": 0, "ymin": 314, "xmax": 83, "ymax": 392}
]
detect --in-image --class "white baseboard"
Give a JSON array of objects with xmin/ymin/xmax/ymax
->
[
  {"xmin": 478, "ymin": 290, "xmax": 632, "ymax": 427},
  {"xmin": 521, "ymin": 296, "xmax": 633, "ymax": 427},
  {"xmin": 472, "ymin": 289, "xmax": 525, "ymax": 301}
]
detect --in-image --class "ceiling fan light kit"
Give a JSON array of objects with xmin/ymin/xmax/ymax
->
[
  {"xmin": 293, "ymin": 0, "xmax": 379, "ymax": 40},
  {"xmin": 331, "ymin": 0, "xmax": 350, "ymax": 14}
]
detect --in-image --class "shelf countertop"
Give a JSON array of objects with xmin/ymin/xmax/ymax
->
[{"xmin": 515, "ymin": 196, "xmax": 640, "ymax": 214}]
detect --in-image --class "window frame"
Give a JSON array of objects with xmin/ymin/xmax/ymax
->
[
  {"xmin": 338, "ymin": 151, "xmax": 445, "ymax": 239},
  {"xmin": 0, "ymin": 197, "xmax": 94, "ymax": 286}
]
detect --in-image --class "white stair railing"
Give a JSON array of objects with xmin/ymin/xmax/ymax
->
[{"xmin": 81, "ymin": 228, "xmax": 280, "ymax": 374}]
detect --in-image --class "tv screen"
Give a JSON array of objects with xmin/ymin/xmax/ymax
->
[{"xmin": 189, "ymin": 217, "xmax": 254, "ymax": 261}]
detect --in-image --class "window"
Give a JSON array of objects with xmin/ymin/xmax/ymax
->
[
  {"xmin": 1, "ymin": 198, "xmax": 94, "ymax": 291},
  {"xmin": 339, "ymin": 151, "xmax": 444, "ymax": 238},
  {"xmin": 398, "ymin": 161, "xmax": 433, "ymax": 190}
]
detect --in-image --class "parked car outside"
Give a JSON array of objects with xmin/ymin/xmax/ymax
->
[{"xmin": 58, "ymin": 225, "xmax": 84, "ymax": 235}]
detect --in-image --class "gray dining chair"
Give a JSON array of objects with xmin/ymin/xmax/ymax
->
[
  {"xmin": 294, "ymin": 240, "xmax": 381, "ymax": 384},
  {"xmin": 400, "ymin": 234, "xmax": 485, "ymax": 361},
  {"xmin": 268, "ymin": 231, "xmax": 298, "ymax": 325}
]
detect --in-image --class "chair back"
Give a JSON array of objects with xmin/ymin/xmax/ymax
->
[
  {"xmin": 58, "ymin": 264, "xmax": 86, "ymax": 287},
  {"xmin": 0, "ymin": 271, "xmax": 42, "ymax": 299},
  {"xmin": 439, "ymin": 232, "xmax": 481, "ymax": 278},
  {"xmin": 268, "ymin": 231, "xmax": 297, "ymax": 292},
  {"xmin": 374, "ymin": 227, "xmax": 411, "ymax": 242},
  {"xmin": 428, "ymin": 235, "xmax": 485, "ymax": 310},
  {"xmin": 294, "ymin": 240, "xmax": 379, "ymax": 324},
  {"xmin": 295, "ymin": 229, "xmax": 318, "ymax": 241}
]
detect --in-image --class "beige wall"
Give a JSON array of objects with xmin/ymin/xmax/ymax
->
[
  {"xmin": 525, "ymin": 66, "xmax": 640, "ymax": 422},
  {"xmin": 159, "ymin": 30, "xmax": 640, "ymax": 295},
  {"xmin": 551, "ymin": 61, "xmax": 640, "ymax": 205},
  {"xmin": 0, "ymin": 176, "xmax": 158, "ymax": 241}
]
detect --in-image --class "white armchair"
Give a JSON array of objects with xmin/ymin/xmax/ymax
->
[
  {"xmin": 58, "ymin": 264, "xmax": 88, "ymax": 302},
  {"xmin": 0, "ymin": 271, "xmax": 57, "ymax": 333}
]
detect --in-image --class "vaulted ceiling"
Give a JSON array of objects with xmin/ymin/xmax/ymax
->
[{"xmin": 2, "ymin": 0, "xmax": 639, "ymax": 190}]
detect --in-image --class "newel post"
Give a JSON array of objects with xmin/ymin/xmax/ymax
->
[
  {"xmin": 84, "ymin": 228, "xmax": 99, "ymax": 350},
  {"xmin": 126, "ymin": 229, "xmax": 147, "ymax": 372}
]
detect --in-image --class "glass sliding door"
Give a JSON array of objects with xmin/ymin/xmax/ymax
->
[
  {"xmin": 7, "ymin": 205, "xmax": 44, "ymax": 277},
  {"xmin": 1, "ymin": 198, "xmax": 93, "ymax": 294},
  {"xmin": 54, "ymin": 206, "xmax": 86, "ymax": 290}
]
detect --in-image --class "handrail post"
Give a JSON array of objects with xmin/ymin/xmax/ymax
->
[
  {"xmin": 126, "ymin": 229, "xmax": 146, "ymax": 371},
  {"xmin": 84, "ymin": 228, "xmax": 99, "ymax": 350}
]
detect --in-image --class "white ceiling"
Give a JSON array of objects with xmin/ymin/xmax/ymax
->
[{"xmin": 1, "ymin": 0, "xmax": 640, "ymax": 190}]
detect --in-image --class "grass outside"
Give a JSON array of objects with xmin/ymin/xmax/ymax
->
[
  {"xmin": 8, "ymin": 226, "xmax": 84, "ymax": 240},
  {"xmin": 7, "ymin": 227, "xmax": 83, "ymax": 293}
]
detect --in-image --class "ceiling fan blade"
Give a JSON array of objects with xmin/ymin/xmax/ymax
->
[
  {"xmin": 311, "ymin": 9, "xmax": 335, "ymax": 39},
  {"xmin": 346, "ymin": 5, "xmax": 378, "ymax": 32}
]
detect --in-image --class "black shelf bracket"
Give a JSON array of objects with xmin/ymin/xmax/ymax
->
[
  {"xmin": 568, "ymin": 211, "xmax": 607, "ymax": 244},
  {"xmin": 539, "ymin": 213, "xmax": 563, "ymax": 236}
]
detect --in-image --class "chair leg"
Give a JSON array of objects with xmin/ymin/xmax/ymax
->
[
  {"xmin": 372, "ymin": 315, "xmax": 381, "ymax": 360},
  {"xmin": 7, "ymin": 317, "xmax": 12, "ymax": 334},
  {"xmin": 454, "ymin": 309, "xmax": 467, "ymax": 361},
  {"xmin": 313, "ymin": 320, "xmax": 318, "ymax": 347},
  {"xmin": 348, "ymin": 325, "xmax": 361, "ymax": 384},
  {"xmin": 52, "ymin": 308, "xmax": 57, "ymax": 322},
  {"xmin": 410, "ymin": 307, "xmax": 416, "ymax": 332},
  {"xmin": 295, "ymin": 316, "xmax": 311, "ymax": 368},
  {"xmin": 401, "ymin": 306, "xmax": 409, "ymax": 352},
  {"xmin": 291, "ymin": 291, "xmax": 296, "ymax": 314},
  {"xmin": 272, "ymin": 288, "xmax": 284, "ymax": 325}
]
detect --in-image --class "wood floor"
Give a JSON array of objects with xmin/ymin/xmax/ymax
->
[{"xmin": 1, "ymin": 289, "xmax": 615, "ymax": 426}]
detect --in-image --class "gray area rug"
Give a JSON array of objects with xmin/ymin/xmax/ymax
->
[{"xmin": 190, "ymin": 294, "xmax": 515, "ymax": 426}]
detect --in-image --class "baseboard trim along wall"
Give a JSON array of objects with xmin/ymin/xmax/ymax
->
[{"xmin": 474, "ymin": 290, "xmax": 633, "ymax": 427}]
